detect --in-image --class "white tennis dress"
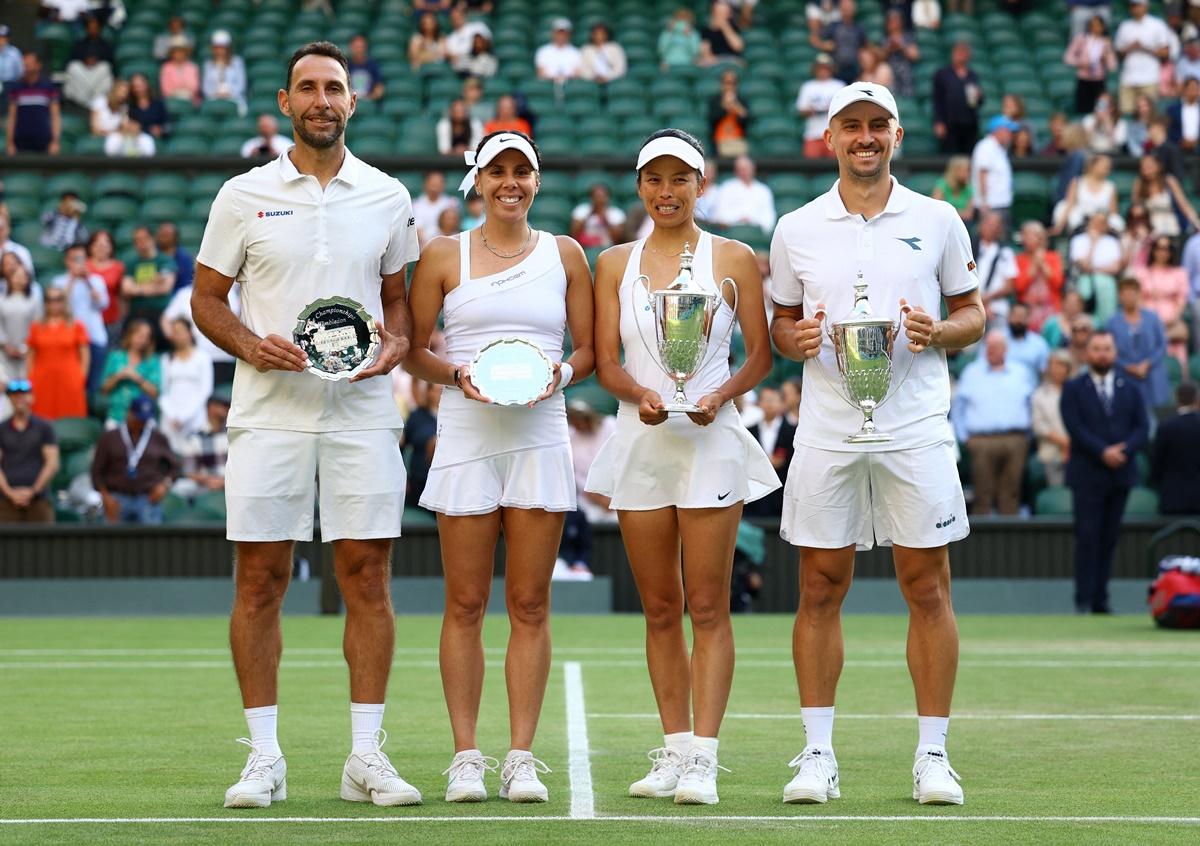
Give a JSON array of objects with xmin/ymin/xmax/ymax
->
[
  {"xmin": 419, "ymin": 231, "xmax": 576, "ymax": 515},
  {"xmin": 585, "ymin": 231, "xmax": 780, "ymax": 510}
]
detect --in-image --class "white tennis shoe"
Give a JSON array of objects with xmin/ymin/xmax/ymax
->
[
  {"xmin": 913, "ymin": 748, "xmax": 964, "ymax": 805},
  {"xmin": 499, "ymin": 752, "xmax": 551, "ymax": 802},
  {"xmin": 783, "ymin": 746, "xmax": 840, "ymax": 804},
  {"xmin": 673, "ymin": 747, "xmax": 728, "ymax": 805},
  {"xmin": 340, "ymin": 730, "xmax": 422, "ymax": 806},
  {"xmin": 224, "ymin": 738, "xmax": 286, "ymax": 808},
  {"xmin": 443, "ymin": 749, "xmax": 499, "ymax": 802},
  {"xmin": 628, "ymin": 746, "xmax": 684, "ymax": 798}
]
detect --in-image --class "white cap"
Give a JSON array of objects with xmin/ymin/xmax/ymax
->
[
  {"xmin": 210, "ymin": 29, "xmax": 232, "ymax": 47},
  {"xmin": 552, "ymin": 17, "xmax": 573, "ymax": 31},
  {"xmin": 458, "ymin": 132, "xmax": 539, "ymax": 195},
  {"xmin": 826, "ymin": 82, "xmax": 900, "ymax": 126},
  {"xmin": 635, "ymin": 135, "xmax": 706, "ymax": 175}
]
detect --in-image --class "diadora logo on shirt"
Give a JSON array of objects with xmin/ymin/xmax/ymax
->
[
  {"xmin": 896, "ymin": 236, "xmax": 922, "ymax": 251},
  {"xmin": 491, "ymin": 270, "xmax": 527, "ymax": 287},
  {"xmin": 257, "ymin": 210, "xmax": 294, "ymax": 218},
  {"xmin": 935, "ymin": 514, "xmax": 957, "ymax": 530}
]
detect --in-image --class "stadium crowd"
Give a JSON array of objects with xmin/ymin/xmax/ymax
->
[{"xmin": 2, "ymin": 0, "xmax": 1200, "ymax": 531}]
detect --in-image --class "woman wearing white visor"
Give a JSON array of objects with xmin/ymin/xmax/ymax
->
[
  {"xmin": 586, "ymin": 129, "xmax": 778, "ymax": 804},
  {"xmin": 404, "ymin": 130, "xmax": 594, "ymax": 804}
]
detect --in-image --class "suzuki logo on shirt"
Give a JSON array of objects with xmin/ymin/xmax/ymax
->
[{"xmin": 258, "ymin": 210, "xmax": 294, "ymax": 218}]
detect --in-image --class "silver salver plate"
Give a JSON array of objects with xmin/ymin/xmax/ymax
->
[
  {"xmin": 469, "ymin": 338, "xmax": 555, "ymax": 405},
  {"xmin": 293, "ymin": 296, "xmax": 379, "ymax": 381}
]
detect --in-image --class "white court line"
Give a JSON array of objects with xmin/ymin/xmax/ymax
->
[
  {"xmin": 1, "ymin": 815, "xmax": 1197, "ymax": 825},
  {"xmin": 5, "ymin": 659, "xmax": 1200, "ymax": 670},
  {"xmin": 589, "ymin": 713, "xmax": 1200, "ymax": 722},
  {"xmin": 563, "ymin": 661, "xmax": 595, "ymax": 820}
]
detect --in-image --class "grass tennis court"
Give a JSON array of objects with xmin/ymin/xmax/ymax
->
[{"xmin": 1, "ymin": 614, "xmax": 1198, "ymax": 844}]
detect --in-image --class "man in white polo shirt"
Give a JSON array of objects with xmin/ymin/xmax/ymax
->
[
  {"xmin": 192, "ymin": 41, "xmax": 422, "ymax": 809},
  {"xmin": 769, "ymin": 82, "xmax": 985, "ymax": 807},
  {"xmin": 970, "ymin": 115, "xmax": 1016, "ymax": 233}
]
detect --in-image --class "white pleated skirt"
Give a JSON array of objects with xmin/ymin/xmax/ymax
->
[{"xmin": 584, "ymin": 402, "xmax": 781, "ymax": 511}]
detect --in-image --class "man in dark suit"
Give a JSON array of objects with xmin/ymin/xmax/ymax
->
[
  {"xmin": 1150, "ymin": 383, "xmax": 1200, "ymax": 515},
  {"xmin": 1061, "ymin": 330, "xmax": 1150, "ymax": 614},
  {"xmin": 746, "ymin": 385, "xmax": 795, "ymax": 518},
  {"xmin": 1166, "ymin": 77, "xmax": 1200, "ymax": 153}
]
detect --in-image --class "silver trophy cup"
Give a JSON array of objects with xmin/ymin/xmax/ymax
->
[
  {"xmin": 812, "ymin": 275, "xmax": 915, "ymax": 443},
  {"xmin": 635, "ymin": 243, "xmax": 738, "ymax": 413}
]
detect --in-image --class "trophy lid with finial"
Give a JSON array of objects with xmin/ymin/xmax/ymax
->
[{"xmin": 838, "ymin": 272, "xmax": 893, "ymax": 328}]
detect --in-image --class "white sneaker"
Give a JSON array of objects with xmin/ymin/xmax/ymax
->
[
  {"xmin": 224, "ymin": 738, "xmax": 286, "ymax": 808},
  {"xmin": 340, "ymin": 730, "xmax": 422, "ymax": 806},
  {"xmin": 628, "ymin": 746, "xmax": 684, "ymax": 798},
  {"xmin": 783, "ymin": 746, "xmax": 840, "ymax": 804},
  {"xmin": 913, "ymin": 748, "xmax": 964, "ymax": 805},
  {"xmin": 499, "ymin": 752, "xmax": 551, "ymax": 802},
  {"xmin": 673, "ymin": 747, "xmax": 729, "ymax": 805},
  {"xmin": 443, "ymin": 749, "xmax": 499, "ymax": 802}
]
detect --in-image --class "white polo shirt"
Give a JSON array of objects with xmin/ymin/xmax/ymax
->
[
  {"xmin": 1115, "ymin": 15, "xmax": 1173, "ymax": 87},
  {"xmin": 770, "ymin": 177, "xmax": 979, "ymax": 452},
  {"xmin": 196, "ymin": 149, "xmax": 420, "ymax": 433},
  {"xmin": 971, "ymin": 134, "xmax": 1012, "ymax": 210}
]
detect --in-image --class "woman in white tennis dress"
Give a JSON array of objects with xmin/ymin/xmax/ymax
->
[
  {"xmin": 404, "ymin": 131, "xmax": 594, "ymax": 805},
  {"xmin": 586, "ymin": 129, "xmax": 778, "ymax": 805}
]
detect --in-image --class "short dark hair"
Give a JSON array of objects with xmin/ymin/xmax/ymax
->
[
  {"xmin": 286, "ymin": 41, "xmax": 350, "ymax": 91},
  {"xmin": 638, "ymin": 128, "xmax": 705, "ymax": 181},
  {"xmin": 1117, "ymin": 276, "xmax": 1141, "ymax": 291},
  {"xmin": 1089, "ymin": 328, "xmax": 1115, "ymax": 342},
  {"xmin": 474, "ymin": 130, "xmax": 542, "ymax": 169},
  {"xmin": 1177, "ymin": 382, "xmax": 1198, "ymax": 407},
  {"xmin": 64, "ymin": 243, "xmax": 86, "ymax": 255}
]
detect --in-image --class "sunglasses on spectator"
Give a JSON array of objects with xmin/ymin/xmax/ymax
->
[{"xmin": 6, "ymin": 379, "xmax": 32, "ymax": 393}]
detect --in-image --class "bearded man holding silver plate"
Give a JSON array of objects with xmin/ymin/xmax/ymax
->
[{"xmin": 768, "ymin": 83, "xmax": 985, "ymax": 807}]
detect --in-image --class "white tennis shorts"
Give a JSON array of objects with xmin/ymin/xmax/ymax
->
[
  {"xmin": 225, "ymin": 427, "xmax": 405, "ymax": 542},
  {"xmin": 779, "ymin": 439, "xmax": 969, "ymax": 550}
]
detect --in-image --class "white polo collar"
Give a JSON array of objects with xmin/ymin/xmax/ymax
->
[
  {"xmin": 277, "ymin": 147, "xmax": 361, "ymax": 187},
  {"xmin": 822, "ymin": 175, "xmax": 910, "ymax": 220}
]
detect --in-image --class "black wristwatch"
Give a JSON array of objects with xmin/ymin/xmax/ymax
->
[{"xmin": 452, "ymin": 367, "xmax": 462, "ymax": 388}]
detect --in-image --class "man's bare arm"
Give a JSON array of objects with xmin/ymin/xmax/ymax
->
[{"xmin": 191, "ymin": 262, "xmax": 306, "ymax": 372}]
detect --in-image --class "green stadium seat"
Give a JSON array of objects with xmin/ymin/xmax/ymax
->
[
  {"xmin": 75, "ymin": 136, "xmax": 107, "ymax": 156},
  {"xmin": 3, "ymin": 195, "xmax": 42, "ymax": 220},
  {"xmin": 90, "ymin": 197, "xmax": 141, "ymax": 226},
  {"xmin": 53, "ymin": 417, "xmax": 103, "ymax": 453},
  {"xmin": 1035, "ymin": 486, "xmax": 1073, "ymax": 516},
  {"xmin": 3, "ymin": 172, "xmax": 44, "ymax": 201},
  {"xmin": 1124, "ymin": 486, "xmax": 1160, "ymax": 517},
  {"xmin": 190, "ymin": 175, "xmax": 229, "ymax": 202},
  {"xmin": 141, "ymin": 197, "xmax": 189, "ymax": 224},
  {"xmin": 93, "ymin": 173, "xmax": 143, "ymax": 198},
  {"xmin": 166, "ymin": 136, "xmax": 213, "ymax": 156},
  {"xmin": 161, "ymin": 492, "xmax": 193, "ymax": 523},
  {"xmin": 564, "ymin": 378, "xmax": 618, "ymax": 417},
  {"xmin": 191, "ymin": 491, "xmax": 228, "ymax": 523}
]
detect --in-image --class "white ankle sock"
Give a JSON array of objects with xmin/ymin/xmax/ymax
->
[
  {"xmin": 801, "ymin": 705, "xmax": 835, "ymax": 750},
  {"xmin": 350, "ymin": 702, "xmax": 385, "ymax": 755},
  {"xmin": 917, "ymin": 715, "xmax": 949, "ymax": 753},
  {"xmin": 507, "ymin": 749, "xmax": 532, "ymax": 761},
  {"xmin": 664, "ymin": 731, "xmax": 693, "ymax": 754},
  {"xmin": 691, "ymin": 736, "xmax": 719, "ymax": 757},
  {"xmin": 244, "ymin": 705, "xmax": 281, "ymax": 758}
]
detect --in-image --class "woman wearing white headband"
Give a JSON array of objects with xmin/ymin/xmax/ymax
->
[
  {"xmin": 586, "ymin": 128, "xmax": 778, "ymax": 804},
  {"xmin": 404, "ymin": 130, "xmax": 595, "ymax": 804}
]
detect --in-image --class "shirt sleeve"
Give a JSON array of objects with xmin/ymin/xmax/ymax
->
[
  {"xmin": 381, "ymin": 186, "xmax": 421, "ymax": 275},
  {"xmin": 769, "ymin": 220, "xmax": 803, "ymax": 307},
  {"xmin": 939, "ymin": 208, "xmax": 980, "ymax": 296},
  {"xmin": 196, "ymin": 181, "xmax": 246, "ymax": 279}
]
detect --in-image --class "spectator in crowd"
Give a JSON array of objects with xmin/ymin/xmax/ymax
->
[
  {"xmin": 932, "ymin": 41, "xmax": 984, "ymax": 155},
  {"xmin": 5, "ymin": 53, "xmax": 61, "ymax": 155},
  {"xmin": 0, "ymin": 215, "xmax": 34, "ymax": 280},
  {"xmin": 1040, "ymin": 112, "xmax": 1070, "ymax": 156},
  {"xmin": 1065, "ymin": 313, "xmax": 1096, "ymax": 372},
  {"xmin": 0, "ymin": 254, "xmax": 40, "ymax": 399},
  {"xmin": 461, "ymin": 75, "xmax": 491, "ymax": 123},
  {"xmin": 92, "ymin": 394, "xmax": 179, "ymax": 525},
  {"xmin": 348, "ymin": 34, "xmax": 385, "ymax": 102},
  {"xmin": 445, "ymin": 5, "xmax": 490, "ymax": 70},
  {"xmin": 1125, "ymin": 93, "xmax": 1157, "ymax": 156},
  {"xmin": 408, "ymin": 13, "xmax": 447, "ymax": 71},
  {"xmin": 436, "ymin": 98, "xmax": 483, "ymax": 156},
  {"xmin": 708, "ymin": 67, "xmax": 751, "ymax": 157},
  {"xmin": 51, "ymin": 243, "xmax": 108, "ymax": 395},
  {"xmin": 975, "ymin": 211, "xmax": 1017, "ymax": 326},
  {"xmin": 40, "ymin": 192, "xmax": 89, "ymax": 252},
  {"xmin": 461, "ymin": 193, "xmax": 484, "ymax": 230},
  {"xmin": 796, "ymin": 54, "xmax": 843, "ymax": 159},
  {"xmin": 881, "ymin": 9, "xmax": 920, "ymax": 97},
  {"xmin": 857, "ymin": 45, "xmax": 893, "ymax": 89},
  {"xmin": 1044, "ymin": 289, "xmax": 1091, "ymax": 349},
  {"xmin": 806, "ymin": 0, "xmax": 841, "ymax": 33},
  {"xmin": 570, "ymin": 183, "xmax": 626, "ymax": 249},
  {"xmin": 1132, "ymin": 153, "xmax": 1200, "ymax": 239},
  {"xmin": 812, "ymin": 0, "xmax": 865, "ymax": 83},
  {"xmin": 63, "ymin": 13, "xmax": 114, "ymax": 109},
  {"xmin": 1121, "ymin": 203, "xmax": 1154, "ymax": 271},
  {"xmin": 566, "ymin": 398, "xmax": 617, "ymax": 524},
  {"xmin": 912, "ymin": 0, "xmax": 941, "ymax": 29},
  {"xmin": 658, "ymin": 7, "xmax": 702, "ymax": 70},
  {"xmin": 0, "ymin": 25, "xmax": 23, "ymax": 87},
  {"xmin": 240, "ymin": 113, "xmax": 292, "ymax": 158},
  {"xmin": 1069, "ymin": 213, "xmax": 1123, "ymax": 326},
  {"xmin": 1065, "ymin": 13, "xmax": 1118, "ymax": 115},
  {"xmin": 724, "ymin": 0, "xmax": 757, "ymax": 28},
  {"xmin": 1061, "ymin": 328, "xmax": 1148, "ymax": 614},
  {"xmin": 158, "ymin": 317, "xmax": 213, "ymax": 455},
  {"xmin": 412, "ymin": 170, "xmax": 459, "ymax": 244},
  {"xmin": 402, "ymin": 380, "xmax": 440, "ymax": 509},
  {"xmin": 174, "ymin": 393, "xmax": 230, "ymax": 501},
  {"xmin": 159, "ymin": 36, "xmax": 200, "ymax": 105},
  {"xmin": 1053, "ymin": 123, "xmax": 1089, "ymax": 207},
  {"xmin": 484, "ymin": 94, "xmax": 532, "ymax": 136},
  {"xmin": 460, "ymin": 31, "xmax": 498, "ymax": 79},
  {"xmin": 122, "ymin": 225, "xmax": 175, "ymax": 331},
  {"xmin": 1109, "ymin": 276, "xmax": 1170, "ymax": 414},
  {"xmin": 90, "ymin": 76, "xmax": 127, "ymax": 137},
  {"xmin": 161, "ymin": 280, "xmax": 240, "ymax": 385},
  {"xmin": 1067, "ymin": 0, "xmax": 1111, "ymax": 38},
  {"xmin": 745, "ymin": 385, "xmax": 793, "ymax": 518},
  {"xmin": 971, "ymin": 115, "xmax": 1016, "ymax": 230},
  {"xmin": 412, "ymin": 0, "xmax": 453, "ymax": 18},
  {"xmin": 436, "ymin": 206, "xmax": 461, "ymax": 238},
  {"xmin": 1054, "ymin": 153, "xmax": 1121, "ymax": 235},
  {"xmin": 1147, "ymin": 113, "xmax": 1185, "ymax": 184},
  {"xmin": 26, "ymin": 286, "xmax": 88, "ymax": 420},
  {"xmin": 156, "ymin": 223, "xmax": 193, "ymax": 294},
  {"xmin": 781, "ymin": 377, "xmax": 801, "ymax": 426},
  {"xmin": 1166, "ymin": 75, "xmax": 1200, "ymax": 151},
  {"xmin": 0, "ymin": 379, "xmax": 58, "ymax": 524},
  {"xmin": 1014, "ymin": 223, "xmax": 1063, "ymax": 336},
  {"xmin": 100, "ymin": 318, "xmax": 160, "ymax": 427},
  {"xmin": 127, "ymin": 73, "xmax": 169, "ymax": 140},
  {"xmin": 1176, "ymin": 32, "xmax": 1200, "ymax": 86},
  {"xmin": 1150, "ymin": 382, "xmax": 1200, "ymax": 514},
  {"xmin": 1011, "ymin": 126, "xmax": 1035, "ymax": 159},
  {"xmin": 580, "ymin": 23, "xmax": 626, "ymax": 85},
  {"xmin": 1115, "ymin": 0, "xmax": 1173, "ymax": 113},
  {"xmin": 952, "ymin": 330, "xmax": 1035, "ymax": 515},
  {"xmin": 104, "ymin": 116, "xmax": 156, "ymax": 157},
  {"xmin": 153, "ymin": 15, "xmax": 193, "ymax": 62},
  {"xmin": 701, "ymin": 0, "xmax": 746, "ymax": 64},
  {"xmin": 86, "ymin": 230, "xmax": 124, "ymax": 330},
  {"xmin": 201, "ymin": 30, "xmax": 246, "ymax": 114},
  {"xmin": 1135, "ymin": 235, "xmax": 1190, "ymax": 358},
  {"xmin": 1081, "ymin": 91, "xmax": 1127, "ymax": 153},
  {"xmin": 1005, "ymin": 300, "xmax": 1052, "ymax": 381},
  {"xmin": 931, "ymin": 155, "xmax": 975, "ymax": 226},
  {"xmin": 1032, "ymin": 350, "xmax": 1074, "ymax": 487},
  {"xmin": 693, "ymin": 157, "xmax": 722, "ymax": 225},
  {"xmin": 714, "ymin": 154, "xmax": 775, "ymax": 233},
  {"xmin": 536, "ymin": 18, "xmax": 582, "ymax": 82}
]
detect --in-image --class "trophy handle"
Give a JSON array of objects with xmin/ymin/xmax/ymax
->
[
  {"xmin": 877, "ymin": 302, "xmax": 917, "ymax": 410},
  {"xmin": 690, "ymin": 276, "xmax": 740, "ymax": 383},
  {"xmin": 805, "ymin": 306, "xmax": 860, "ymax": 412},
  {"xmin": 632, "ymin": 275, "xmax": 682, "ymax": 387}
]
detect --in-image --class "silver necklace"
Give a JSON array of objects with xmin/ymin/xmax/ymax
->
[{"xmin": 480, "ymin": 225, "xmax": 532, "ymax": 259}]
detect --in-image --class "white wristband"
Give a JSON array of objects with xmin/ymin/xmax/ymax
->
[{"xmin": 556, "ymin": 362, "xmax": 574, "ymax": 393}]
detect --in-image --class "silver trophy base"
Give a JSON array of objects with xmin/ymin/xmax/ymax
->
[
  {"xmin": 845, "ymin": 430, "xmax": 894, "ymax": 444},
  {"xmin": 663, "ymin": 401, "xmax": 703, "ymax": 413}
]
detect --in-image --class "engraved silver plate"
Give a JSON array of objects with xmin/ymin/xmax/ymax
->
[
  {"xmin": 293, "ymin": 296, "xmax": 379, "ymax": 381},
  {"xmin": 469, "ymin": 338, "xmax": 555, "ymax": 405}
]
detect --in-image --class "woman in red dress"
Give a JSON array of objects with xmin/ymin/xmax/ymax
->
[{"xmin": 26, "ymin": 288, "xmax": 90, "ymax": 419}]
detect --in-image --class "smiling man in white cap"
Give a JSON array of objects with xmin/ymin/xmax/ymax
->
[
  {"xmin": 768, "ymin": 81, "xmax": 986, "ymax": 807},
  {"xmin": 535, "ymin": 17, "xmax": 582, "ymax": 82}
]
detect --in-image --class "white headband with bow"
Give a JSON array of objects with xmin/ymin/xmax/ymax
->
[{"xmin": 458, "ymin": 133, "xmax": 540, "ymax": 196}]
